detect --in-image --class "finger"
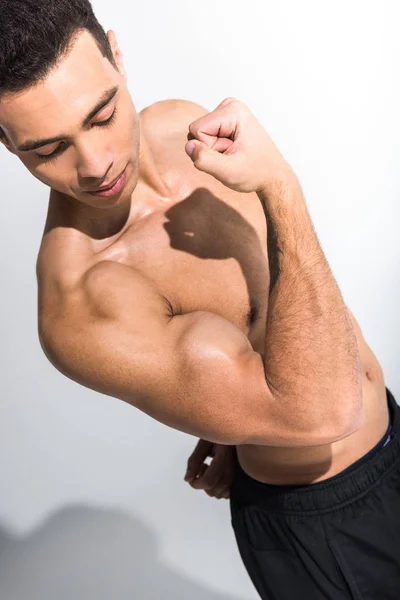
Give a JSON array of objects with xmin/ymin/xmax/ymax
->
[
  {"xmin": 208, "ymin": 484, "xmax": 231, "ymax": 500},
  {"xmin": 185, "ymin": 439, "xmax": 213, "ymax": 482},
  {"xmin": 198, "ymin": 463, "xmax": 208, "ymax": 477},
  {"xmin": 202, "ymin": 473, "xmax": 232, "ymax": 497},
  {"xmin": 205, "ymin": 487, "xmax": 229, "ymax": 499},
  {"xmin": 188, "ymin": 108, "xmax": 239, "ymax": 148},
  {"xmin": 205, "ymin": 489, "xmax": 222, "ymax": 499},
  {"xmin": 187, "ymin": 131, "xmax": 234, "ymax": 154},
  {"xmin": 205, "ymin": 489, "xmax": 217, "ymax": 498},
  {"xmin": 216, "ymin": 97, "xmax": 239, "ymax": 109},
  {"xmin": 185, "ymin": 139, "xmax": 242, "ymax": 185},
  {"xmin": 189, "ymin": 463, "xmax": 210, "ymax": 489},
  {"xmin": 190, "ymin": 453, "xmax": 226, "ymax": 491},
  {"xmin": 202, "ymin": 458, "xmax": 235, "ymax": 496},
  {"xmin": 217, "ymin": 485, "xmax": 231, "ymax": 499},
  {"xmin": 212, "ymin": 137, "xmax": 234, "ymax": 153},
  {"xmin": 199, "ymin": 471, "xmax": 230, "ymax": 496}
]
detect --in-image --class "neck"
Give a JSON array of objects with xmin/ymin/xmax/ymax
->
[{"xmin": 136, "ymin": 130, "xmax": 171, "ymax": 199}]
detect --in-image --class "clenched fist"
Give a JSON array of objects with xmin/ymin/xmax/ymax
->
[{"xmin": 185, "ymin": 97, "xmax": 292, "ymax": 194}]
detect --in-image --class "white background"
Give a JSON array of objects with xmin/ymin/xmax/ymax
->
[{"xmin": 0, "ymin": 1, "xmax": 399, "ymax": 598}]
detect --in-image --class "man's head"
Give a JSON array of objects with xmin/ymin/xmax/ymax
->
[{"xmin": 0, "ymin": 0, "xmax": 141, "ymax": 210}]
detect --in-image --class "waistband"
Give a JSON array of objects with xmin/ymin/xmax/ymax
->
[{"xmin": 232, "ymin": 388, "xmax": 400, "ymax": 515}]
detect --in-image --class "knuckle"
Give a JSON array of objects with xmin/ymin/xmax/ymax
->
[
  {"xmin": 220, "ymin": 96, "xmax": 239, "ymax": 107},
  {"xmin": 193, "ymin": 153, "xmax": 205, "ymax": 169},
  {"xmin": 188, "ymin": 122, "xmax": 198, "ymax": 136},
  {"xmin": 202, "ymin": 476, "xmax": 215, "ymax": 489}
]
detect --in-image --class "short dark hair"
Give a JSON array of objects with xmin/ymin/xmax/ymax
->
[{"xmin": 0, "ymin": 0, "xmax": 117, "ymax": 96}]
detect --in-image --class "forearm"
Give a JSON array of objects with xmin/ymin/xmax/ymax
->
[{"xmin": 258, "ymin": 172, "xmax": 364, "ymax": 435}]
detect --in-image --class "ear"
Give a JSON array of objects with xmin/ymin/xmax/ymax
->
[{"xmin": 107, "ymin": 30, "xmax": 127, "ymax": 80}]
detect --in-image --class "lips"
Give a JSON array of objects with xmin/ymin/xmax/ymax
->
[
  {"xmin": 86, "ymin": 168, "xmax": 128, "ymax": 198},
  {"xmin": 90, "ymin": 170, "xmax": 124, "ymax": 193}
]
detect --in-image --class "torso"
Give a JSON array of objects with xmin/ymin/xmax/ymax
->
[{"xmin": 37, "ymin": 100, "xmax": 390, "ymax": 486}]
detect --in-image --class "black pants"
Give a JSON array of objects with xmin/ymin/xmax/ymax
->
[{"xmin": 230, "ymin": 388, "xmax": 400, "ymax": 599}]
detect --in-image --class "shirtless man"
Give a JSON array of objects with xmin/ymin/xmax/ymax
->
[{"xmin": 1, "ymin": 1, "xmax": 399, "ymax": 599}]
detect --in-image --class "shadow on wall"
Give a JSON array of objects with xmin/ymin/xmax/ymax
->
[{"xmin": 0, "ymin": 505, "xmax": 246, "ymax": 600}]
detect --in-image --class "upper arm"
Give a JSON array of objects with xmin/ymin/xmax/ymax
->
[
  {"xmin": 40, "ymin": 261, "xmax": 276, "ymax": 444},
  {"xmin": 40, "ymin": 261, "xmax": 337, "ymax": 446}
]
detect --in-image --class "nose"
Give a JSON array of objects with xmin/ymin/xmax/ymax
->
[{"xmin": 76, "ymin": 142, "xmax": 114, "ymax": 185}]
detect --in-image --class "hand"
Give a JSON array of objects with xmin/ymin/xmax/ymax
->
[
  {"xmin": 184, "ymin": 439, "xmax": 236, "ymax": 500},
  {"xmin": 185, "ymin": 97, "xmax": 292, "ymax": 194}
]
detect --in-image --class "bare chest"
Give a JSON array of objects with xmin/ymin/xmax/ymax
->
[{"xmin": 105, "ymin": 188, "xmax": 271, "ymax": 348}]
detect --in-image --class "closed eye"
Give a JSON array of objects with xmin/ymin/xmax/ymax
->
[
  {"xmin": 36, "ymin": 107, "xmax": 118, "ymax": 163},
  {"xmin": 93, "ymin": 107, "xmax": 118, "ymax": 129},
  {"xmin": 36, "ymin": 141, "xmax": 68, "ymax": 163}
]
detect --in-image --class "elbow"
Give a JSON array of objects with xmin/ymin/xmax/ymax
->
[
  {"xmin": 266, "ymin": 383, "xmax": 365, "ymax": 448},
  {"xmin": 315, "ymin": 385, "xmax": 365, "ymax": 445},
  {"xmin": 328, "ymin": 404, "xmax": 366, "ymax": 443},
  {"xmin": 283, "ymin": 405, "xmax": 366, "ymax": 448}
]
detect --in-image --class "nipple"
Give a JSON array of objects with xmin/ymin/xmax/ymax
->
[{"xmin": 366, "ymin": 369, "xmax": 374, "ymax": 381}]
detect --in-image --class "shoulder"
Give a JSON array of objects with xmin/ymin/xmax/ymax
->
[
  {"xmin": 38, "ymin": 259, "xmax": 170, "ymax": 369},
  {"xmin": 139, "ymin": 99, "xmax": 209, "ymax": 134},
  {"xmin": 140, "ymin": 98, "xmax": 209, "ymax": 118}
]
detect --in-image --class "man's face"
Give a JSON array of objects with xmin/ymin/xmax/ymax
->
[{"xmin": 0, "ymin": 30, "xmax": 140, "ymax": 210}]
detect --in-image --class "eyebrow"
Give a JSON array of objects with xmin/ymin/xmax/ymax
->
[{"xmin": 17, "ymin": 86, "xmax": 119, "ymax": 152}]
